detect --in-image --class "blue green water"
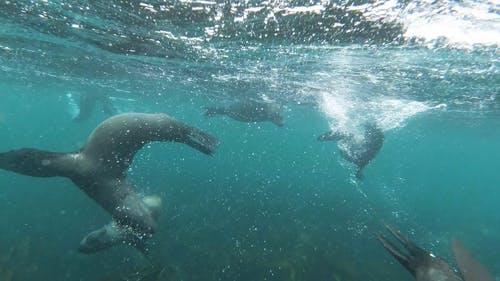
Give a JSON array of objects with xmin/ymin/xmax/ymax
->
[{"xmin": 0, "ymin": 0, "xmax": 499, "ymax": 280}]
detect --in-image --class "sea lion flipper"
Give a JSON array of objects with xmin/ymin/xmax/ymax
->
[
  {"xmin": 0, "ymin": 148, "xmax": 73, "ymax": 178},
  {"xmin": 452, "ymin": 240, "xmax": 494, "ymax": 281},
  {"xmin": 379, "ymin": 226, "xmax": 467, "ymax": 280},
  {"xmin": 203, "ymin": 107, "xmax": 225, "ymax": 117},
  {"xmin": 376, "ymin": 232, "xmax": 413, "ymax": 272},
  {"xmin": 383, "ymin": 224, "xmax": 420, "ymax": 253},
  {"xmin": 317, "ymin": 131, "xmax": 344, "ymax": 141},
  {"xmin": 183, "ymin": 125, "xmax": 219, "ymax": 156},
  {"xmin": 79, "ymin": 220, "xmax": 140, "ymax": 254},
  {"xmin": 378, "ymin": 224, "xmax": 441, "ymax": 276},
  {"xmin": 79, "ymin": 195, "xmax": 162, "ymax": 254},
  {"xmin": 387, "ymin": 224, "xmax": 429, "ymax": 256}
]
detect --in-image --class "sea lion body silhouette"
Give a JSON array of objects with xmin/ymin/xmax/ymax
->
[
  {"xmin": 0, "ymin": 113, "xmax": 218, "ymax": 252},
  {"xmin": 204, "ymin": 101, "xmax": 284, "ymax": 127},
  {"xmin": 318, "ymin": 122, "xmax": 384, "ymax": 179},
  {"xmin": 377, "ymin": 224, "xmax": 494, "ymax": 281},
  {"xmin": 377, "ymin": 224, "xmax": 462, "ymax": 281}
]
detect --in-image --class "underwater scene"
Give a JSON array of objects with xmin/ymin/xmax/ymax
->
[{"xmin": 0, "ymin": 0, "xmax": 499, "ymax": 280}]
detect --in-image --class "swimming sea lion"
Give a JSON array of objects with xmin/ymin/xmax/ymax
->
[
  {"xmin": 377, "ymin": 224, "xmax": 462, "ymax": 281},
  {"xmin": 0, "ymin": 113, "xmax": 218, "ymax": 252},
  {"xmin": 317, "ymin": 122, "xmax": 384, "ymax": 179},
  {"xmin": 377, "ymin": 224, "xmax": 494, "ymax": 281},
  {"xmin": 204, "ymin": 100, "xmax": 284, "ymax": 127},
  {"xmin": 73, "ymin": 92, "xmax": 117, "ymax": 122}
]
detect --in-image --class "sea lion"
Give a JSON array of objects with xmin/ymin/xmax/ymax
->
[
  {"xmin": 204, "ymin": 100, "xmax": 284, "ymax": 127},
  {"xmin": 73, "ymin": 92, "xmax": 117, "ymax": 122},
  {"xmin": 317, "ymin": 122, "xmax": 384, "ymax": 179},
  {"xmin": 452, "ymin": 240, "xmax": 494, "ymax": 281},
  {"xmin": 377, "ymin": 224, "xmax": 462, "ymax": 281},
  {"xmin": 0, "ymin": 113, "xmax": 218, "ymax": 252},
  {"xmin": 377, "ymin": 224, "xmax": 494, "ymax": 281}
]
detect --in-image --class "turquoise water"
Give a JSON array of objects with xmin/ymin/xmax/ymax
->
[{"xmin": 0, "ymin": 1, "xmax": 499, "ymax": 280}]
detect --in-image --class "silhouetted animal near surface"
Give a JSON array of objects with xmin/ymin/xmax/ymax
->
[
  {"xmin": 0, "ymin": 113, "xmax": 218, "ymax": 253},
  {"xmin": 73, "ymin": 92, "xmax": 117, "ymax": 122},
  {"xmin": 204, "ymin": 100, "xmax": 285, "ymax": 127},
  {"xmin": 318, "ymin": 122, "xmax": 384, "ymax": 179},
  {"xmin": 377, "ymin": 224, "xmax": 494, "ymax": 281}
]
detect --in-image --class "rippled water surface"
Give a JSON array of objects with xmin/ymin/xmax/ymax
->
[{"xmin": 0, "ymin": 0, "xmax": 499, "ymax": 280}]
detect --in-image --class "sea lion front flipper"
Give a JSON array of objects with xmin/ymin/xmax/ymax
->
[
  {"xmin": 203, "ymin": 107, "xmax": 226, "ymax": 117},
  {"xmin": 317, "ymin": 131, "xmax": 345, "ymax": 142},
  {"xmin": 181, "ymin": 125, "xmax": 219, "ymax": 156},
  {"xmin": 79, "ymin": 195, "xmax": 163, "ymax": 255},
  {"xmin": 0, "ymin": 148, "xmax": 74, "ymax": 178},
  {"xmin": 78, "ymin": 220, "xmax": 144, "ymax": 254},
  {"xmin": 452, "ymin": 240, "xmax": 494, "ymax": 281}
]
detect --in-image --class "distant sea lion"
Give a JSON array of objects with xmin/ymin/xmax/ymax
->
[
  {"xmin": 73, "ymin": 92, "xmax": 117, "ymax": 122},
  {"xmin": 0, "ymin": 113, "xmax": 218, "ymax": 252},
  {"xmin": 317, "ymin": 122, "xmax": 384, "ymax": 179},
  {"xmin": 377, "ymin": 224, "xmax": 494, "ymax": 281},
  {"xmin": 204, "ymin": 100, "xmax": 284, "ymax": 127}
]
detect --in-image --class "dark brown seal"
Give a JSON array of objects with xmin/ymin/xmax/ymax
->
[
  {"xmin": 0, "ymin": 113, "xmax": 218, "ymax": 252},
  {"xmin": 204, "ymin": 100, "xmax": 285, "ymax": 127}
]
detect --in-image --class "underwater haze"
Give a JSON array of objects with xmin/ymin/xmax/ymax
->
[{"xmin": 0, "ymin": 0, "xmax": 499, "ymax": 280}]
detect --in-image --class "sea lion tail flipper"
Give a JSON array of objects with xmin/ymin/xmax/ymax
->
[
  {"xmin": 383, "ymin": 224, "xmax": 421, "ymax": 253},
  {"xmin": 384, "ymin": 224, "xmax": 415, "ymax": 250},
  {"xmin": 376, "ymin": 233, "xmax": 413, "ymax": 273},
  {"xmin": 0, "ymin": 148, "xmax": 72, "ymax": 177},
  {"xmin": 183, "ymin": 126, "xmax": 219, "ymax": 156},
  {"xmin": 203, "ymin": 107, "xmax": 225, "ymax": 117}
]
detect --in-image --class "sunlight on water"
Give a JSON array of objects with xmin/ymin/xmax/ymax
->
[
  {"xmin": 318, "ymin": 91, "xmax": 442, "ymax": 133},
  {"xmin": 356, "ymin": 0, "xmax": 500, "ymax": 49},
  {"xmin": 318, "ymin": 92, "xmax": 355, "ymax": 131},
  {"xmin": 366, "ymin": 99, "xmax": 446, "ymax": 130},
  {"xmin": 402, "ymin": 0, "xmax": 500, "ymax": 48},
  {"xmin": 0, "ymin": 1, "xmax": 499, "ymax": 280}
]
